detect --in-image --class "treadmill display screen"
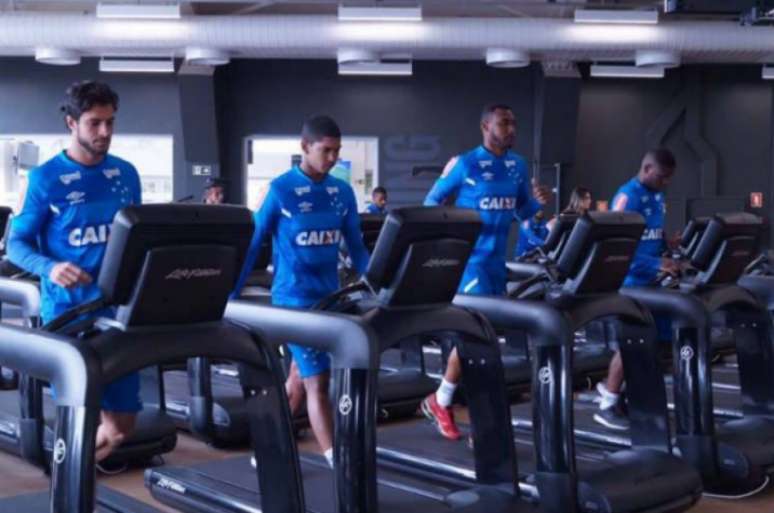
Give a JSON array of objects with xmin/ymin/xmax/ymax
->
[
  {"xmin": 98, "ymin": 204, "xmax": 254, "ymax": 325},
  {"xmin": 365, "ymin": 206, "xmax": 481, "ymax": 307}
]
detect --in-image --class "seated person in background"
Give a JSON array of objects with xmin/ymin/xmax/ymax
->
[
  {"xmin": 547, "ymin": 186, "xmax": 592, "ymax": 231},
  {"xmin": 515, "ymin": 210, "xmax": 549, "ymax": 257},
  {"xmin": 203, "ymin": 177, "xmax": 228, "ymax": 205},
  {"xmin": 365, "ymin": 186, "xmax": 388, "ymax": 214}
]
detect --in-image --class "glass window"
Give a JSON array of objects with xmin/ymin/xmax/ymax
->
[{"xmin": 0, "ymin": 134, "xmax": 174, "ymax": 208}]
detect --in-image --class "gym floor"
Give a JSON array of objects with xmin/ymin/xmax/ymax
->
[{"xmin": 1, "ymin": 412, "xmax": 771, "ymax": 512}]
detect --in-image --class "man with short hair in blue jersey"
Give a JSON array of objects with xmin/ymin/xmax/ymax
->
[
  {"xmin": 421, "ymin": 104, "xmax": 551, "ymax": 440},
  {"xmin": 233, "ymin": 115, "xmax": 369, "ymax": 467},
  {"xmin": 365, "ymin": 186, "xmax": 387, "ymax": 215},
  {"xmin": 8, "ymin": 81, "xmax": 142, "ymax": 464},
  {"xmin": 593, "ymin": 148, "xmax": 682, "ymax": 431}
]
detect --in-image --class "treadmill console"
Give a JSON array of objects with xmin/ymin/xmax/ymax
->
[
  {"xmin": 677, "ymin": 217, "xmax": 710, "ymax": 259},
  {"xmin": 359, "ymin": 213, "xmax": 385, "ymax": 253},
  {"xmin": 365, "ymin": 206, "xmax": 481, "ymax": 307},
  {"xmin": 689, "ymin": 212, "xmax": 762, "ymax": 286},
  {"xmin": 543, "ymin": 212, "xmax": 580, "ymax": 261},
  {"xmin": 556, "ymin": 211, "xmax": 645, "ymax": 295},
  {"xmin": 99, "ymin": 204, "xmax": 254, "ymax": 326}
]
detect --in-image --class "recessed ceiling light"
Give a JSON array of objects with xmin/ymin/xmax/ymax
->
[
  {"xmin": 99, "ymin": 57, "xmax": 175, "ymax": 73},
  {"xmin": 338, "ymin": 5, "xmax": 422, "ymax": 22},
  {"xmin": 485, "ymin": 48, "xmax": 530, "ymax": 69},
  {"xmin": 35, "ymin": 48, "xmax": 81, "ymax": 66},
  {"xmin": 185, "ymin": 47, "xmax": 230, "ymax": 66},
  {"xmin": 574, "ymin": 9, "xmax": 658, "ymax": 24},
  {"xmin": 590, "ymin": 64, "xmax": 664, "ymax": 79}
]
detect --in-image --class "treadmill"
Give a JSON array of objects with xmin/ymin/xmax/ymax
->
[
  {"xmin": 148, "ymin": 206, "xmax": 541, "ymax": 513},
  {"xmin": 0, "ymin": 275, "xmax": 177, "ymax": 470},
  {"xmin": 157, "ymin": 213, "xmax": 436, "ymax": 446},
  {"xmin": 423, "ymin": 213, "xmax": 612, "ymax": 397},
  {"xmin": 548, "ymin": 213, "xmax": 774, "ymax": 497},
  {"xmin": 0, "ymin": 202, "xmax": 402, "ymax": 513},
  {"xmin": 378, "ymin": 211, "xmax": 702, "ymax": 513}
]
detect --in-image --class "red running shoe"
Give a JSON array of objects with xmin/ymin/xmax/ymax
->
[{"xmin": 421, "ymin": 393, "xmax": 461, "ymax": 440}]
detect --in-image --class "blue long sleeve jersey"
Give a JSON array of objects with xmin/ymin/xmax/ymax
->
[
  {"xmin": 612, "ymin": 177, "xmax": 666, "ymax": 287},
  {"xmin": 233, "ymin": 166, "xmax": 370, "ymax": 306},
  {"xmin": 424, "ymin": 146, "xmax": 541, "ymax": 284},
  {"xmin": 8, "ymin": 151, "xmax": 141, "ymax": 322}
]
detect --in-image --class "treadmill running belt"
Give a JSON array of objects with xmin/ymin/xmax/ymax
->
[
  {"xmin": 0, "ymin": 485, "xmax": 161, "ymax": 513},
  {"xmin": 377, "ymin": 421, "xmax": 700, "ymax": 513},
  {"xmin": 147, "ymin": 452, "xmax": 521, "ymax": 513}
]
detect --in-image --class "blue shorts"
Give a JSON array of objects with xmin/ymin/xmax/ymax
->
[
  {"xmin": 274, "ymin": 297, "xmax": 331, "ymax": 379},
  {"xmin": 457, "ymin": 265, "xmax": 506, "ymax": 296},
  {"xmin": 45, "ymin": 307, "xmax": 142, "ymax": 413}
]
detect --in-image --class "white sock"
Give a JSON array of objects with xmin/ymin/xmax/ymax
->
[
  {"xmin": 324, "ymin": 448, "xmax": 334, "ymax": 468},
  {"xmin": 597, "ymin": 382, "xmax": 619, "ymax": 410},
  {"xmin": 436, "ymin": 378, "xmax": 457, "ymax": 408}
]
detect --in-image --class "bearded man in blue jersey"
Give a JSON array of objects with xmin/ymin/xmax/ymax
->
[
  {"xmin": 593, "ymin": 148, "xmax": 681, "ymax": 431},
  {"xmin": 8, "ymin": 81, "xmax": 142, "ymax": 463},
  {"xmin": 421, "ymin": 104, "xmax": 551, "ymax": 440},
  {"xmin": 233, "ymin": 115, "xmax": 369, "ymax": 467}
]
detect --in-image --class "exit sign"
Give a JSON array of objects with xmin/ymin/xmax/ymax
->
[{"xmin": 750, "ymin": 192, "xmax": 764, "ymax": 209}]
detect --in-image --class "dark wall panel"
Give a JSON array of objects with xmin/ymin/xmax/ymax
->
[
  {"xmin": 215, "ymin": 60, "xmax": 536, "ymax": 207},
  {"xmin": 573, "ymin": 65, "xmax": 772, "ymax": 244},
  {"xmin": 0, "ymin": 57, "xmax": 186, "ymax": 198}
]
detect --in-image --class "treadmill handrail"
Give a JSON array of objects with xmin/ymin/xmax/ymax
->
[
  {"xmin": 0, "ymin": 276, "xmax": 40, "ymax": 319},
  {"xmin": 225, "ymin": 300, "xmax": 378, "ymax": 370},
  {"xmin": 453, "ymin": 294, "xmax": 572, "ymax": 348},
  {"xmin": 0, "ymin": 322, "xmax": 97, "ymax": 406}
]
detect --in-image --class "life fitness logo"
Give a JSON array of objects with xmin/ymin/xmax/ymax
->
[
  {"xmin": 53, "ymin": 438, "xmax": 67, "ymax": 465},
  {"xmin": 338, "ymin": 394, "xmax": 353, "ymax": 416},
  {"xmin": 680, "ymin": 346, "xmax": 695, "ymax": 362},
  {"xmin": 165, "ymin": 268, "xmax": 222, "ymax": 280},
  {"xmin": 538, "ymin": 366, "xmax": 553, "ymax": 385}
]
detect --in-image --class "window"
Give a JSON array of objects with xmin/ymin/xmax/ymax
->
[
  {"xmin": 245, "ymin": 136, "xmax": 379, "ymax": 211},
  {"xmin": 0, "ymin": 134, "xmax": 174, "ymax": 208}
]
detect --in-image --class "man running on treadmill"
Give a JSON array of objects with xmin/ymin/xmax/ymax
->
[
  {"xmin": 421, "ymin": 104, "xmax": 550, "ymax": 440},
  {"xmin": 233, "ymin": 115, "xmax": 369, "ymax": 467},
  {"xmin": 593, "ymin": 148, "xmax": 680, "ymax": 430},
  {"xmin": 7, "ymin": 81, "xmax": 142, "ymax": 463}
]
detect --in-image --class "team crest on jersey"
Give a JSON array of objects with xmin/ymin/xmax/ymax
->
[
  {"xmin": 294, "ymin": 186, "xmax": 311, "ymax": 196},
  {"xmin": 644, "ymin": 208, "xmax": 652, "ymax": 216},
  {"xmin": 295, "ymin": 229, "xmax": 341, "ymax": 246},
  {"xmin": 482, "ymin": 172, "xmax": 494, "ymax": 181},
  {"xmin": 59, "ymin": 171, "xmax": 81, "ymax": 185},
  {"xmin": 441, "ymin": 156, "xmax": 459, "ymax": 178},
  {"xmin": 326, "ymin": 186, "xmax": 339, "ymax": 195},
  {"xmin": 68, "ymin": 224, "xmax": 110, "ymax": 247},
  {"xmin": 505, "ymin": 160, "xmax": 516, "ymax": 168},
  {"xmin": 65, "ymin": 191, "xmax": 86, "ymax": 205},
  {"xmin": 641, "ymin": 196, "xmax": 649, "ymax": 203},
  {"xmin": 103, "ymin": 168, "xmax": 121, "ymax": 179},
  {"xmin": 478, "ymin": 161, "xmax": 493, "ymax": 169},
  {"xmin": 298, "ymin": 201, "xmax": 313, "ymax": 213},
  {"xmin": 655, "ymin": 193, "xmax": 662, "ymax": 201}
]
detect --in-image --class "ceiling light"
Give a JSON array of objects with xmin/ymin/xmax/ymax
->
[
  {"xmin": 185, "ymin": 47, "xmax": 230, "ymax": 66},
  {"xmin": 99, "ymin": 57, "xmax": 175, "ymax": 73},
  {"xmin": 636, "ymin": 49, "xmax": 680, "ymax": 68},
  {"xmin": 485, "ymin": 48, "xmax": 530, "ymax": 69},
  {"xmin": 590, "ymin": 64, "xmax": 664, "ymax": 79},
  {"xmin": 338, "ymin": 5, "xmax": 422, "ymax": 22},
  {"xmin": 337, "ymin": 48, "xmax": 379, "ymax": 65},
  {"xmin": 574, "ymin": 9, "xmax": 658, "ymax": 24},
  {"xmin": 763, "ymin": 65, "xmax": 774, "ymax": 80},
  {"xmin": 35, "ymin": 47, "xmax": 81, "ymax": 66},
  {"xmin": 96, "ymin": 2, "xmax": 181, "ymax": 19},
  {"xmin": 338, "ymin": 61, "xmax": 412, "ymax": 76}
]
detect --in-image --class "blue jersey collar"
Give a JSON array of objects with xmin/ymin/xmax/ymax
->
[
  {"xmin": 292, "ymin": 165, "xmax": 331, "ymax": 185},
  {"xmin": 57, "ymin": 150, "xmax": 108, "ymax": 170}
]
